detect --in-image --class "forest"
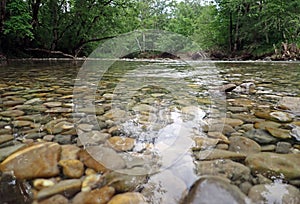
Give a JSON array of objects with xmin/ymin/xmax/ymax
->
[{"xmin": 0, "ymin": 0, "xmax": 300, "ymax": 60}]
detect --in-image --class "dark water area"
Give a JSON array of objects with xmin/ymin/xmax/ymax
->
[{"xmin": 0, "ymin": 60, "xmax": 299, "ymax": 204}]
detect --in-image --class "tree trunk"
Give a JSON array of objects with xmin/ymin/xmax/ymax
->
[
  {"xmin": 0, "ymin": 0, "xmax": 6, "ymax": 33},
  {"xmin": 31, "ymin": 0, "xmax": 41, "ymax": 29},
  {"xmin": 229, "ymin": 12, "xmax": 233, "ymax": 52}
]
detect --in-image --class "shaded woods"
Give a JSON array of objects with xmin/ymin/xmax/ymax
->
[{"xmin": 0, "ymin": 0, "xmax": 300, "ymax": 60}]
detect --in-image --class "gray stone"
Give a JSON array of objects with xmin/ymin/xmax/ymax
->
[
  {"xmin": 0, "ymin": 143, "xmax": 26, "ymax": 162},
  {"xmin": 196, "ymin": 159, "xmax": 251, "ymax": 181},
  {"xmin": 244, "ymin": 129, "xmax": 277, "ymax": 144},
  {"xmin": 229, "ymin": 136, "xmax": 261, "ymax": 154},
  {"xmin": 183, "ymin": 176, "xmax": 249, "ymax": 204},
  {"xmin": 275, "ymin": 142, "xmax": 292, "ymax": 154}
]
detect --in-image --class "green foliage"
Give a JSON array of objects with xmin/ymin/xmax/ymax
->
[
  {"xmin": 1, "ymin": 0, "xmax": 300, "ymax": 58},
  {"xmin": 3, "ymin": 0, "xmax": 33, "ymax": 39}
]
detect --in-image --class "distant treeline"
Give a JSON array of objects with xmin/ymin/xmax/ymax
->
[{"xmin": 0, "ymin": 0, "xmax": 299, "ymax": 60}]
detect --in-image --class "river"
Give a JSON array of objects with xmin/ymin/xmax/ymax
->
[{"xmin": 0, "ymin": 60, "xmax": 299, "ymax": 204}]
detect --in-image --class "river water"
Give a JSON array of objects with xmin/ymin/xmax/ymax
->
[{"xmin": 0, "ymin": 60, "xmax": 299, "ymax": 204}]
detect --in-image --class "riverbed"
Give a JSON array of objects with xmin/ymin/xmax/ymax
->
[{"xmin": 0, "ymin": 60, "xmax": 299, "ymax": 204}]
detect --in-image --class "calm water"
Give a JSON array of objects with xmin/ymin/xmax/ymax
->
[{"xmin": 0, "ymin": 60, "xmax": 299, "ymax": 203}]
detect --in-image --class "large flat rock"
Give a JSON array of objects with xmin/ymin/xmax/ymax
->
[
  {"xmin": 0, "ymin": 142, "xmax": 61, "ymax": 179},
  {"xmin": 245, "ymin": 152, "xmax": 300, "ymax": 180}
]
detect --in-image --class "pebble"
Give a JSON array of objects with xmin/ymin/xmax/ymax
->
[
  {"xmin": 107, "ymin": 136, "xmax": 135, "ymax": 151},
  {"xmin": 33, "ymin": 179, "xmax": 55, "ymax": 190},
  {"xmin": 108, "ymin": 192, "xmax": 146, "ymax": 204},
  {"xmin": 81, "ymin": 174, "xmax": 102, "ymax": 192},
  {"xmin": 58, "ymin": 160, "xmax": 84, "ymax": 178},
  {"xmin": 73, "ymin": 186, "xmax": 115, "ymax": 204},
  {"xmin": 0, "ymin": 142, "xmax": 61, "ymax": 179}
]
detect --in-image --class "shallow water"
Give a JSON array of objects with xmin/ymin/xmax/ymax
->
[{"xmin": 0, "ymin": 60, "xmax": 299, "ymax": 203}]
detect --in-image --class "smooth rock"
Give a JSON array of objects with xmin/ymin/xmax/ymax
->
[
  {"xmin": 0, "ymin": 142, "xmax": 61, "ymax": 179},
  {"xmin": 183, "ymin": 176, "xmax": 249, "ymax": 204},
  {"xmin": 53, "ymin": 134, "xmax": 73, "ymax": 144},
  {"xmin": 45, "ymin": 107, "xmax": 72, "ymax": 113},
  {"xmin": 261, "ymin": 144, "xmax": 276, "ymax": 152},
  {"xmin": 244, "ymin": 129, "xmax": 277, "ymax": 144},
  {"xmin": 255, "ymin": 110, "xmax": 293, "ymax": 123},
  {"xmin": 44, "ymin": 119, "xmax": 67, "ymax": 134},
  {"xmin": 266, "ymin": 127, "xmax": 291, "ymax": 139},
  {"xmin": 194, "ymin": 149, "xmax": 246, "ymax": 161},
  {"xmin": 245, "ymin": 152, "xmax": 300, "ymax": 180},
  {"xmin": 221, "ymin": 83, "xmax": 236, "ymax": 92},
  {"xmin": 269, "ymin": 111, "xmax": 293, "ymax": 123},
  {"xmin": 60, "ymin": 145, "xmax": 80, "ymax": 160},
  {"xmin": 43, "ymin": 102, "xmax": 62, "ymax": 108},
  {"xmin": 205, "ymin": 124, "xmax": 236, "ymax": 136},
  {"xmin": 78, "ymin": 123, "xmax": 94, "ymax": 132},
  {"xmin": 196, "ymin": 159, "xmax": 251, "ymax": 181},
  {"xmin": 78, "ymin": 149, "xmax": 108, "ymax": 173},
  {"xmin": 108, "ymin": 192, "xmax": 146, "ymax": 204},
  {"xmin": 132, "ymin": 104, "xmax": 157, "ymax": 113},
  {"xmin": 79, "ymin": 131, "xmax": 110, "ymax": 145},
  {"xmin": 12, "ymin": 120, "xmax": 33, "ymax": 127},
  {"xmin": 227, "ymin": 106, "xmax": 249, "ymax": 113},
  {"xmin": 59, "ymin": 160, "xmax": 84, "ymax": 178},
  {"xmin": 33, "ymin": 179, "xmax": 55, "ymax": 190},
  {"xmin": 36, "ymin": 179, "xmax": 82, "ymax": 200},
  {"xmin": 221, "ymin": 118, "xmax": 244, "ymax": 127},
  {"xmin": 81, "ymin": 174, "xmax": 102, "ymax": 192},
  {"xmin": 207, "ymin": 132, "xmax": 230, "ymax": 144},
  {"xmin": 275, "ymin": 142, "xmax": 292, "ymax": 154},
  {"xmin": 0, "ymin": 143, "xmax": 25, "ymax": 162},
  {"xmin": 277, "ymin": 96, "xmax": 300, "ymax": 114},
  {"xmin": 192, "ymin": 137, "xmax": 219, "ymax": 150},
  {"xmin": 231, "ymin": 113, "xmax": 262, "ymax": 123},
  {"xmin": 84, "ymin": 146, "xmax": 126, "ymax": 171},
  {"xmin": 73, "ymin": 186, "xmax": 115, "ymax": 204},
  {"xmin": 254, "ymin": 121, "xmax": 281, "ymax": 130},
  {"xmin": 0, "ymin": 110, "xmax": 24, "ymax": 117},
  {"xmin": 102, "ymin": 171, "xmax": 146, "ymax": 193},
  {"xmin": 107, "ymin": 136, "xmax": 135, "ymax": 151},
  {"xmin": 38, "ymin": 194, "xmax": 68, "ymax": 204},
  {"xmin": 229, "ymin": 98, "xmax": 254, "ymax": 107},
  {"xmin": 248, "ymin": 183, "xmax": 300, "ymax": 204},
  {"xmin": 229, "ymin": 136, "xmax": 261, "ymax": 154},
  {"xmin": 0, "ymin": 134, "xmax": 14, "ymax": 144}
]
